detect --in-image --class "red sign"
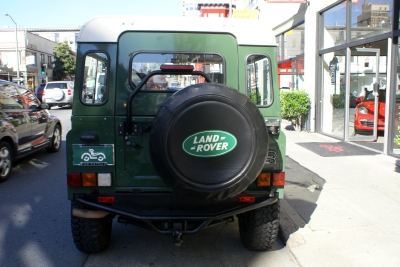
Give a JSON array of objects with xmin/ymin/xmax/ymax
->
[{"xmin": 266, "ymin": 0, "xmax": 306, "ymax": 3}]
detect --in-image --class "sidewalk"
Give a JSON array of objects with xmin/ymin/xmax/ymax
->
[{"xmin": 279, "ymin": 121, "xmax": 400, "ymax": 267}]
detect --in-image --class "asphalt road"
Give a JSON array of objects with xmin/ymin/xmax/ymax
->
[{"xmin": 0, "ymin": 107, "xmax": 301, "ymax": 267}]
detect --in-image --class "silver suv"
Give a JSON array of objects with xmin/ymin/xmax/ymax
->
[{"xmin": 43, "ymin": 81, "xmax": 74, "ymax": 109}]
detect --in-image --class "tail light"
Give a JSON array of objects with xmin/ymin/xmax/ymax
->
[
  {"xmin": 67, "ymin": 172, "xmax": 112, "ymax": 187},
  {"xmin": 238, "ymin": 196, "xmax": 255, "ymax": 203},
  {"xmin": 272, "ymin": 172, "xmax": 285, "ymax": 186},
  {"xmin": 256, "ymin": 172, "xmax": 285, "ymax": 187},
  {"xmin": 256, "ymin": 173, "xmax": 271, "ymax": 186},
  {"xmin": 82, "ymin": 173, "xmax": 97, "ymax": 186},
  {"xmin": 98, "ymin": 196, "xmax": 115, "ymax": 203},
  {"xmin": 67, "ymin": 173, "xmax": 81, "ymax": 186},
  {"xmin": 68, "ymin": 89, "xmax": 72, "ymax": 95}
]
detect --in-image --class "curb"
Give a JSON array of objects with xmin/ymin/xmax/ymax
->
[{"xmin": 279, "ymin": 199, "xmax": 306, "ymax": 244}]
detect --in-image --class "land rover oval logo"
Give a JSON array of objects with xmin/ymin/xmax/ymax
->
[{"xmin": 182, "ymin": 130, "xmax": 237, "ymax": 157}]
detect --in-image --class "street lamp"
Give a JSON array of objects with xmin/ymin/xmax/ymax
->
[{"xmin": 4, "ymin": 13, "xmax": 20, "ymax": 84}]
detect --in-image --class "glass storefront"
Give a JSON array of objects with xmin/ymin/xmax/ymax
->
[
  {"xmin": 322, "ymin": 1, "xmax": 347, "ymax": 49},
  {"xmin": 284, "ymin": 23, "xmax": 305, "ymax": 59},
  {"xmin": 319, "ymin": 0, "xmax": 399, "ymax": 157},
  {"xmin": 276, "ymin": 23, "xmax": 305, "ymax": 90},
  {"xmin": 321, "ymin": 50, "xmax": 346, "ymax": 138},
  {"xmin": 347, "ymin": 40, "xmax": 387, "ymax": 140},
  {"xmin": 350, "ymin": 0, "xmax": 393, "ymax": 41},
  {"xmin": 393, "ymin": 40, "xmax": 400, "ymax": 154}
]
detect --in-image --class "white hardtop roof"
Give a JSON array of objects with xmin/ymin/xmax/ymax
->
[{"xmin": 77, "ymin": 16, "xmax": 276, "ymax": 46}]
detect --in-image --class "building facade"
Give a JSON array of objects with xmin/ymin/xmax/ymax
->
[
  {"xmin": 0, "ymin": 27, "xmax": 79, "ymax": 91},
  {"xmin": 246, "ymin": 0, "xmax": 400, "ymax": 158},
  {"xmin": 0, "ymin": 29, "xmax": 57, "ymax": 91}
]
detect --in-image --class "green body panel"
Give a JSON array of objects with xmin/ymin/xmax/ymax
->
[{"xmin": 237, "ymin": 45, "xmax": 286, "ymax": 173}]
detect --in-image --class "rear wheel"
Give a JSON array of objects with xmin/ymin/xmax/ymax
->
[
  {"xmin": 0, "ymin": 141, "xmax": 12, "ymax": 183},
  {"xmin": 238, "ymin": 201, "xmax": 280, "ymax": 251},
  {"xmin": 71, "ymin": 201, "xmax": 113, "ymax": 253}
]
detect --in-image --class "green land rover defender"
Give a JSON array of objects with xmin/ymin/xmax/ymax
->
[{"xmin": 66, "ymin": 16, "xmax": 286, "ymax": 253}]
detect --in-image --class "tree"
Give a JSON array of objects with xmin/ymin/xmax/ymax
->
[{"xmin": 53, "ymin": 41, "xmax": 75, "ymax": 80}]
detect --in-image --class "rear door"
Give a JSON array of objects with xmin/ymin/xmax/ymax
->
[{"xmin": 115, "ymin": 31, "xmax": 239, "ymax": 188}]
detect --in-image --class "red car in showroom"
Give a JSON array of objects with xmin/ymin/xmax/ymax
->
[{"xmin": 354, "ymin": 88, "xmax": 386, "ymax": 134}]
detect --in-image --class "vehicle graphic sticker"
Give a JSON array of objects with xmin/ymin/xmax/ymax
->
[
  {"xmin": 72, "ymin": 144, "xmax": 114, "ymax": 166},
  {"xmin": 182, "ymin": 130, "xmax": 237, "ymax": 157}
]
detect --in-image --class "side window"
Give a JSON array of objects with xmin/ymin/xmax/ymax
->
[
  {"xmin": 246, "ymin": 54, "xmax": 273, "ymax": 106},
  {"xmin": 131, "ymin": 53, "xmax": 225, "ymax": 90},
  {"xmin": 0, "ymin": 84, "xmax": 24, "ymax": 109},
  {"xmin": 18, "ymin": 87, "xmax": 41, "ymax": 109},
  {"xmin": 82, "ymin": 52, "xmax": 108, "ymax": 105}
]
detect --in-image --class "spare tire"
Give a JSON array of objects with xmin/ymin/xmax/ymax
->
[
  {"xmin": 150, "ymin": 83, "xmax": 268, "ymax": 201},
  {"xmin": 51, "ymin": 88, "xmax": 65, "ymax": 101}
]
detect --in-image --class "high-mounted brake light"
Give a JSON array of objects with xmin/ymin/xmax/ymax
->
[{"xmin": 160, "ymin": 64, "xmax": 194, "ymax": 72}]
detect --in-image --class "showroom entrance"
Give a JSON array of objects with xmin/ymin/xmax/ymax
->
[{"xmin": 321, "ymin": 40, "xmax": 389, "ymax": 152}]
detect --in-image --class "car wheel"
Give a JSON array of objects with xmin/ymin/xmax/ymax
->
[
  {"xmin": 149, "ymin": 83, "xmax": 269, "ymax": 201},
  {"xmin": 237, "ymin": 201, "xmax": 280, "ymax": 251},
  {"xmin": 47, "ymin": 105, "xmax": 52, "ymax": 110},
  {"xmin": 0, "ymin": 141, "xmax": 13, "ymax": 183},
  {"xmin": 71, "ymin": 200, "xmax": 113, "ymax": 253},
  {"xmin": 47, "ymin": 124, "xmax": 61, "ymax": 153}
]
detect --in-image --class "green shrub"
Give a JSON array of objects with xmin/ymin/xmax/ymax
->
[
  {"xmin": 280, "ymin": 90, "xmax": 311, "ymax": 122},
  {"xmin": 395, "ymin": 126, "xmax": 400, "ymax": 148},
  {"xmin": 332, "ymin": 91, "xmax": 345, "ymax": 109}
]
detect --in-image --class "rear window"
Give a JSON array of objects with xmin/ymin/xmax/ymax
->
[
  {"xmin": 131, "ymin": 53, "xmax": 225, "ymax": 90},
  {"xmin": 46, "ymin": 83, "xmax": 72, "ymax": 89}
]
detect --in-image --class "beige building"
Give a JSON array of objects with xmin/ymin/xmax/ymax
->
[{"xmin": 0, "ymin": 29, "xmax": 57, "ymax": 90}]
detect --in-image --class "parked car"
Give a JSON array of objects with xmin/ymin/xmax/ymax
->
[
  {"xmin": 349, "ymin": 92, "xmax": 357, "ymax": 108},
  {"xmin": 354, "ymin": 88, "xmax": 386, "ymax": 134},
  {"xmin": 42, "ymin": 81, "xmax": 74, "ymax": 109},
  {"xmin": 35, "ymin": 83, "xmax": 46, "ymax": 102},
  {"xmin": 0, "ymin": 80, "xmax": 62, "ymax": 182}
]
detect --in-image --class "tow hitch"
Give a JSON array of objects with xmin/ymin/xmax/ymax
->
[{"xmin": 173, "ymin": 223, "xmax": 183, "ymax": 247}]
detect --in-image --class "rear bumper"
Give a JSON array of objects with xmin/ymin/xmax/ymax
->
[{"xmin": 73, "ymin": 191, "xmax": 278, "ymax": 220}]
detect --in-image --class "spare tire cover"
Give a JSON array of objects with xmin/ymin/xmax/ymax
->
[
  {"xmin": 51, "ymin": 88, "xmax": 65, "ymax": 101},
  {"xmin": 150, "ymin": 83, "xmax": 268, "ymax": 201}
]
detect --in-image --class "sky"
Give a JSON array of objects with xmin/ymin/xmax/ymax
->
[{"xmin": 1, "ymin": 0, "xmax": 183, "ymax": 29}]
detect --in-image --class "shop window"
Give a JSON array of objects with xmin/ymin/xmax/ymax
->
[
  {"xmin": 350, "ymin": 0, "xmax": 392, "ymax": 41},
  {"xmin": 321, "ymin": 1, "xmax": 347, "ymax": 50},
  {"xmin": 320, "ymin": 51, "xmax": 346, "ymax": 138},
  {"xmin": 283, "ymin": 23, "xmax": 305, "ymax": 60},
  {"xmin": 392, "ymin": 41, "xmax": 400, "ymax": 155}
]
